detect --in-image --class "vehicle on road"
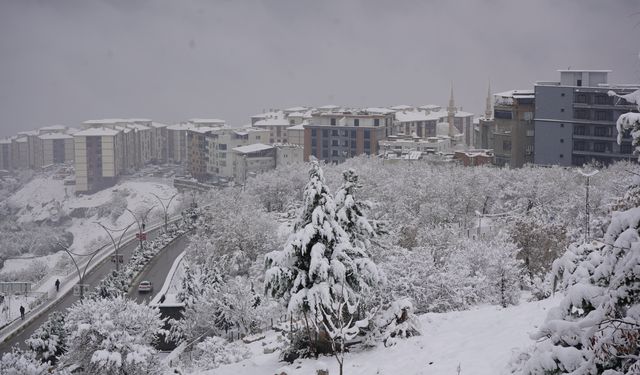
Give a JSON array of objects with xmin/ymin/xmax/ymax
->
[{"xmin": 138, "ymin": 281, "xmax": 153, "ymax": 293}]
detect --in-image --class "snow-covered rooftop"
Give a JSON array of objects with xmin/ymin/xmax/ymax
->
[
  {"xmin": 74, "ymin": 127, "xmax": 120, "ymax": 137},
  {"xmin": 39, "ymin": 125, "xmax": 67, "ymax": 131},
  {"xmin": 189, "ymin": 118, "xmax": 226, "ymax": 124},
  {"xmin": 390, "ymin": 105, "xmax": 413, "ymax": 110},
  {"xmin": 254, "ymin": 118, "xmax": 290, "ymax": 126},
  {"xmin": 0, "ymin": 139, "xmax": 11, "ymax": 144},
  {"xmin": 166, "ymin": 123, "xmax": 197, "ymax": 131},
  {"xmin": 396, "ymin": 110, "xmax": 442, "ymax": 123},
  {"xmin": 232, "ymin": 143, "xmax": 274, "ymax": 154},
  {"xmin": 366, "ymin": 107, "xmax": 395, "ymax": 114},
  {"xmin": 287, "ymin": 123, "xmax": 305, "ymax": 130},
  {"xmin": 151, "ymin": 122, "xmax": 168, "ymax": 128},
  {"xmin": 495, "ymin": 89, "xmax": 535, "ymax": 98},
  {"xmin": 38, "ymin": 133, "xmax": 73, "ymax": 140},
  {"xmin": 284, "ymin": 106, "xmax": 308, "ymax": 112}
]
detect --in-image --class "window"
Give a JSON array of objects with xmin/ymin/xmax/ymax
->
[
  {"xmin": 526, "ymin": 130, "xmax": 535, "ymax": 137},
  {"xmin": 574, "ymin": 125, "xmax": 586, "ymax": 135},
  {"xmin": 575, "ymin": 109, "xmax": 589, "ymax": 119},
  {"xmin": 351, "ymin": 130, "xmax": 356, "ymax": 138},
  {"xmin": 560, "ymin": 108, "xmax": 565, "ymax": 112},
  {"xmin": 330, "ymin": 118, "xmax": 336, "ymax": 126},
  {"xmin": 621, "ymin": 143, "xmax": 633, "ymax": 154},
  {"xmin": 364, "ymin": 129, "xmax": 370, "ymax": 139},
  {"xmin": 560, "ymin": 123, "xmax": 565, "ymax": 128},
  {"xmin": 560, "ymin": 138, "xmax": 564, "ymax": 143},
  {"xmin": 595, "ymin": 95, "xmax": 610, "ymax": 105},
  {"xmin": 332, "ymin": 150, "xmax": 339, "ymax": 156},
  {"xmin": 322, "ymin": 129, "xmax": 329, "ymax": 137},
  {"xmin": 218, "ymin": 144, "xmax": 227, "ymax": 150},
  {"xmin": 331, "ymin": 130, "xmax": 338, "ymax": 136},
  {"xmin": 524, "ymin": 112, "xmax": 533, "ymax": 121},
  {"xmin": 311, "ymin": 129, "xmax": 317, "ymax": 136},
  {"xmin": 593, "ymin": 142, "xmax": 606, "ymax": 152},
  {"xmin": 560, "ymin": 154, "xmax": 564, "ymax": 158},
  {"xmin": 574, "ymin": 140, "xmax": 585, "ymax": 151},
  {"xmin": 322, "ymin": 150, "xmax": 329, "ymax": 158},
  {"xmin": 595, "ymin": 111, "xmax": 612, "ymax": 121},
  {"xmin": 322, "ymin": 139, "xmax": 329, "ymax": 147},
  {"xmin": 374, "ymin": 119, "xmax": 380, "ymax": 126},
  {"xmin": 561, "ymin": 93, "xmax": 565, "ymax": 97},
  {"xmin": 350, "ymin": 140, "xmax": 356, "ymax": 148},
  {"xmin": 594, "ymin": 127, "xmax": 608, "ymax": 137},
  {"xmin": 575, "ymin": 94, "xmax": 587, "ymax": 104},
  {"xmin": 577, "ymin": 79, "xmax": 582, "ymax": 87},
  {"xmin": 494, "ymin": 110, "xmax": 512, "ymax": 119},
  {"xmin": 354, "ymin": 119, "xmax": 360, "ymax": 127},
  {"xmin": 503, "ymin": 140, "xmax": 512, "ymax": 151},
  {"xmin": 332, "ymin": 140, "xmax": 338, "ymax": 146}
]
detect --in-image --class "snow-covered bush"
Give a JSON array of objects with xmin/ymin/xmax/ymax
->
[
  {"xmin": 62, "ymin": 296, "xmax": 165, "ymax": 375},
  {"xmin": 520, "ymin": 185, "xmax": 640, "ymax": 374},
  {"xmin": 378, "ymin": 298, "xmax": 421, "ymax": 347},
  {"xmin": 0, "ymin": 258, "xmax": 50, "ymax": 284},
  {"xmin": 26, "ymin": 311, "xmax": 67, "ymax": 365},
  {"xmin": 180, "ymin": 336, "xmax": 251, "ymax": 373},
  {"xmin": 0, "ymin": 348, "xmax": 49, "ymax": 375}
]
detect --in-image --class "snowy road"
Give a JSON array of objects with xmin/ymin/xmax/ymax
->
[{"xmin": 0, "ymin": 226, "xmax": 190, "ymax": 353}]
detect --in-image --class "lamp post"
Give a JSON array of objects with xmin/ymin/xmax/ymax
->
[
  {"xmin": 151, "ymin": 192, "xmax": 178, "ymax": 232},
  {"xmin": 577, "ymin": 168, "xmax": 599, "ymax": 243},
  {"xmin": 57, "ymin": 242, "xmax": 104, "ymax": 300},
  {"xmin": 94, "ymin": 221, "xmax": 135, "ymax": 272},
  {"xmin": 125, "ymin": 206, "xmax": 156, "ymax": 251}
]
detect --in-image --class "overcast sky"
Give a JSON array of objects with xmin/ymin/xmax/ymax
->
[{"xmin": 0, "ymin": 0, "xmax": 638, "ymax": 137}]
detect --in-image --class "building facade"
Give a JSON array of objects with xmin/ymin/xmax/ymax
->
[
  {"xmin": 534, "ymin": 70, "xmax": 638, "ymax": 166},
  {"xmin": 492, "ymin": 90, "xmax": 535, "ymax": 168},
  {"xmin": 303, "ymin": 109, "xmax": 395, "ymax": 163},
  {"xmin": 74, "ymin": 127, "xmax": 123, "ymax": 193}
]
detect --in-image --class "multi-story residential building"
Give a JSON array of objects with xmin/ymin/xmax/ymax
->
[
  {"xmin": 491, "ymin": 90, "xmax": 535, "ymax": 167},
  {"xmin": 253, "ymin": 114, "xmax": 291, "ymax": 144},
  {"xmin": 534, "ymin": 70, "xmax": 639, "ymax": 166},
  {"xmin": 303, "ymin": 109, "xmax": 395, "ymax": 163},
  {"xmin": 189, "ymin": 119, "xmax": 226, "ymax": 128},
  {"xmin": 73, "ymin": 127, "xmax": 123, "ymax": 193},
  {"xmin": 286, "ymin": 123, "xmax": 305, "ymax": 146},
  {"xmin": 232, "ymin": 144, "xmax": 276, "ymax": 184},
  {"xmin": 187, "ymin": 127, "xmax": 214, "ymax": 181},
  {"xmin": 150, "ymin": 122, "xmax": 168, "ymax": 163},
  {"xmin": 379, "ymin": 134, "xmax": 452, "ymax": 156},
  {"xmin": 12, "ymin": 137, "xmax": 29, "ymax": 169},
  {"xmin": 39, "ymin": 133, "xmax": 75, "ymax": 166},
  {"xmin": 0, "ymin": 139, "xmax": 11, "ymax": 170},
  {"xmin": 206, "ymin": 127, "xmax": 269, "ymax": 179},
  {"xmin": 166, "ymin": 123, "xmax": 195, "ymax": 164},
  {"xmin": 275, "ymin": 144, "xmax": 304, "ymax": 167}
]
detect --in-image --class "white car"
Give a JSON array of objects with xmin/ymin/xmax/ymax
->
[{"xmin": 138, "ymin": 281, "xmax": 153, "ymax": 293}]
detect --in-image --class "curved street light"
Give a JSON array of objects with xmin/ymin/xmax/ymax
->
[
  {"xmin": 57, "ymin": 242, "xmax": 105, "ymax": 300},
  {"xmin": 151, "ymin": 192, "xmax": 178, "ymax": 232},
  {"xmin": 94, "ymin": 221, "xmax": 136, "ymax": 272},
  {"xmin": 125, "ymin": 205, "xmax": 156, "ymax": 251}
]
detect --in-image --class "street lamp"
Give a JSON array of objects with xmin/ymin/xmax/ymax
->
[
  {"xmin": 125, "ymin": 206, "xmax": 156, "ymax": 251},
  {"xmin": 57, "ymin": 242, "xmax": 104, "ymax": 300},
  {"xmin": 577, "ymin": 168, "xmax": 599, "ymax": 243},
  {"xmin": 94, "ymin": 221, "xmax": 136, "ymax": 272},
  {"xmin": 151, "ymin": 192, "xmax": 178, "ymax": 232}
]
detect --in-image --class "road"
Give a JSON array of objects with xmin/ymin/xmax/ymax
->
[
  {"xmin": 128, "ymin": 235, "xmax": 189, "ymax": 304},
  {"xmin": 0, "ymin": 226, "xmax": 190, "ymax": 353}
]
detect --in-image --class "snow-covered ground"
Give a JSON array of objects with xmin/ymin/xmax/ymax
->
[{"xmin": 196, "ymin": 295, "xmax": 562, "ymax": 375}]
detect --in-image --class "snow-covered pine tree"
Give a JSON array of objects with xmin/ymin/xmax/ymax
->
[
  {"xmin": 25, "ymin": 311, "xmax": 66, "ymax": 365},
  {"xmin": 264, "ymin": 161, "xmax": 378, "ymax": 353},
  {"xmin": 521, "ymin": 186, "xmax": 640, "ymax": 374},
  {"xmin": 610, "ymin": 88, "xmax": 640, "ymax": 156}
]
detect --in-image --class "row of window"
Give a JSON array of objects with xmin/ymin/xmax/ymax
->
[
  {"xmin": 573, "ymin": 140, "xmax": 633, "ymax": 154},
  {"xmin": 311, "ymin": 129, "xmax": 372, "ymax": 138}
]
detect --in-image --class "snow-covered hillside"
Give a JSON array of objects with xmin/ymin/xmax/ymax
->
[{"xmin": 197, "ymin": 295, "xmax": 561, "ymax": 375}]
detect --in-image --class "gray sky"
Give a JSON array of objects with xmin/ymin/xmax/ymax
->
[{"xmin": 0, "ymin": 0, "xmax": 639, "ymax": 137}]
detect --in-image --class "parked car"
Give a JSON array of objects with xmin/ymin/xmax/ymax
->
[{"xmin": 138, "ymin": 281, "xmax": 153, "ymax": 293}]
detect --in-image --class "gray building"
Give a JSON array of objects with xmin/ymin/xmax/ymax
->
[{"xmin": 534, "ymin": 70, "xmax": 639, "ymax": 166}]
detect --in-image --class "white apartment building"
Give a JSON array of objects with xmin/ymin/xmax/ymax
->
[
  {"xmin": 379, "ymin": 134, "xmax": 452, "ymax": 156},
  {"xmin": 275, "ymin": 144, "xmax": 304, "ymax": 167},
  {"xmin": 206, "ymin": 127, "xmax": 269, "ymax": 180}
]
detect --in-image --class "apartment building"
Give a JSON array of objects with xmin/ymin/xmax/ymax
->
[
  {"xmin": 232, "ymin": 144, "xmax": 276, "ymax": 184},
  {"xmin": 187, "ymin": 126, "xmax": 219, "ymax": 181},
  {"xmin": 0, "ymin": 139, "xmax": 11, "ymax": 170},
  {"xmin": 534, "ymin": 70, "xmax": 639, "ymax": 166},
  {"xmin": 379, "ymin": 134, "xmax": 452, "ymax": 156},
  {"xmin": 275, "ymin": 144, "xmax": 304, "ymax": 167},
  {"xmin": 490, "ymin": 90, "xmax": 535, "ymax": 167},
  {"xmin": 12, "ymin": 137, "xmax": 30, "ymax": 169},
  {"xmin": 286, "ymin": 123, "xmax": 305, "ymax": 145},
  {"xmin": 150, "ymin": 122, "xmax": 168, "ymax": 163},
  {"xmin": 206, "ymin": 127, "xmax": 269, "ymax": 179},
  {"xmin": 39, "ymin": 133, "xmax": 75, "ymax": 165},
  {"xmin": 303, "ymin": 109, "xmax": 395, "ymax": 163},
  {"xmin": 74, "ymin": 127, "xmax": 123, "ymax": 193}
]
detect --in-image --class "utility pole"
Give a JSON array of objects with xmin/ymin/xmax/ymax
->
[
  {"xmin": 151, "ymin": 192, "xmax": 178, "ymax": 232},
  {"xmin": 577, "ymin": 168, "xmax": 599, "ymax": 243},
  {"xmin": 95, "ymin": 222, "xmax": 135, "ymax": 272}
]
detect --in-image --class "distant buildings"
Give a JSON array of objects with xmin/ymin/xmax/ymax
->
[
  {"xmin": 489, "ymin": 89, "xmax": 535, "ymax": 168},
  {"xmin": 534, "ymin": 70, "xmax": 638, "ymax": 166},
  {"xmin": 303, "ymin": 108, "xmax": 395, "ymax": 163}
]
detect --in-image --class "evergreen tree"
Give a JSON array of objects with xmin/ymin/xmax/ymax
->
[
  {"xmin": 25, "ymin": 311, "xmax": 67, "ymax": 365},
  {"xmin": 521, "ymin": 186, "xmax": 640, "ymax": 374},
  {"xmin": 265, "ymin": 161, "xmax": 378, "ymax": 352}
]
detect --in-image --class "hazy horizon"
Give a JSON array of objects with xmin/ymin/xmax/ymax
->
[{"xmin": 1, "ymin": 0, "xmax": 639, "ymax": 137}]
